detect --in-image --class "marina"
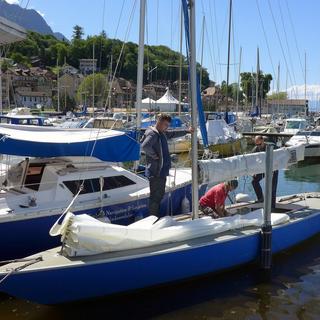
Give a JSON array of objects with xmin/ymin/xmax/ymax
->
[{"xmin": 0, "ymin": 0, "xmax": 320, "ymax": 318}]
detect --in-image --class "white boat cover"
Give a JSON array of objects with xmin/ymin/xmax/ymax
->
[
  {"xmin": 204, "ymin": 119, "xmax": 241, "ymax": 145},
  {"xmin": 198, "ymin": 144, "xmax": 305, "ymax": 184},
  {"xmin": 52, "ymin": 210, "xmax": 289, "ymax": 257}
]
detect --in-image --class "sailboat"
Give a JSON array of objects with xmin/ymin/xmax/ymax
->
[
  {"xmin": 0, "ymin": 126, "xmax": 195, "ymax": 261},
  {"xmin": 1, "ymin": 0, "xmax": 320, "ymax": 305},
  {"xmin": 197, "ymin": 0, "xmax": 246, "ymax": 157}
]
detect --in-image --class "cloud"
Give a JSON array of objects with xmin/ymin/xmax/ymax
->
[
  {"xmin": 5, "ymin": 0, "xmax": 20, "ymax": 4},
  {"xmin": 287, "ymin": 84, "xmax": 320, "ymax": 111}
]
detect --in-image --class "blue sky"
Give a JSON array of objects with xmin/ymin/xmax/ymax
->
[{"xmin": 6, "ymin": 0, "xmax": 320, "ymax": 104}]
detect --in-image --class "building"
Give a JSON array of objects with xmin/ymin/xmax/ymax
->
[
  {"xmin": 79, "ymin": 59, "xmax": 97, "ymax": 75},
  {"xmin": 61, "ymin": 64, "xmax": 79, "ymax": 75},
  {"xmin": 4, "ymin": 67, "xmax": 55, "ymax": 108},
  {"xmin": 58, "ymin": 72, "xmax": 83, "ymax": 99},
  {"xmin": 202, "ymin": 86, "xmax": 223, "ymax": 111},
  {"xmin": 264, "ymin": 99, "xmax": 308, "ymax": 116},
  {"xmin": 15, "ymin": 89, "xmax": 52, "ymax": 108}
]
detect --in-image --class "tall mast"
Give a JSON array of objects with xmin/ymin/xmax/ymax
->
[
  {"xmin": 304, "ymin": 51, "xmax": 307, "ymax": 117},
  {"xmin": 277, "ymin": 62, "xmax": 280, "ymax": 114},
  {"xmin": 255, "ymin": 47, "xmax": 260, "ymax": 112},
  {"xmin": 200, "ymin": 15, "xmax": 205, "ymax": 91},
  {"xmin": 178, "ymin": 4, "xmax": 183, "ymax": 116},
  {"xmin": 226, "ymin": 0, "xmax": 232, "ymax": 111},
  {"xmin": 56, "ymin": 58, "xmax": 60, "ymax": 113},
  {"xmin": 92, "ymin": 43, "xmax": 95, "ymax": 117},
  {"xmin": 136, "ymin": 0, "xmax": 146, "ymax": 129},
  {"xmin": 189, "ymin": 0, "xmax": 199, "ymax": 220},
  {"xmin": 236, "ymin": 46, "xmax": 242, "ymax": 116}
]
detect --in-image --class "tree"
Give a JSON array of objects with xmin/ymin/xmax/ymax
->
[
  {"xmin": 240, "ymin": 71, "xmax": 272, "ymax": 104},
  {"xmin": 72, "ymin": 25, "xmax": 84, "ymax": 41},
  {"xmin": 220, "ymin": 81, "xmax": 243, "ymax": 103},
  {"xmin": 76, "ymin": 73, "xmax": 109, "ymax": 108},
  {"xmin": 267, "ymin": 91, "xmax": 288, "ymax": 100},
  {"xmin": 9, "ymin": 52, "xmax": 30, "ymax": 66},
  {"xmin": 6, "ymin": 29, "xmax": 213, "ymax": 87},
  {"xmin": 100, "ymin": 30, "xmax": 107, "ymax": 38}
]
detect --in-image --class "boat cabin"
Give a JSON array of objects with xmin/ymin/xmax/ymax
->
[{"xmin": 284, "ymin": 118, "xmax": 308, "ymax": 134}]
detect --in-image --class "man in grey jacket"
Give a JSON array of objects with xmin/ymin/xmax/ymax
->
[{"xmin": 141, "ymin": 113, "xmax": 193, "ymax": 217}]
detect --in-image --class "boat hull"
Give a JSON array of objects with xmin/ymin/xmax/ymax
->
[
  {"xmin": 305, "ymin": 144, "xmax": 320, "ymax": 158},
  {"xmin": 168, "ymin": 139, "xmax": 191, "ymax": 154},
  {"xmin": 0, "ymin": 183, "xmax": 196, "ymax": 261},
  {"xmin": 206, "ymin": 137, "xmax": 247, "ymax": 157},
  {"xmin": 1, "ymin": 208, "xmax": 320, "ymax": 304}
]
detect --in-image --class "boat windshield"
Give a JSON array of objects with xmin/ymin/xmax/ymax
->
[
  {"xmin": 286, "ymin": 121, "xmax": 305, "ymax": 129},
  {"xmin": 296, "ymin": 131, "xmax": 320, "ymax": 136}
]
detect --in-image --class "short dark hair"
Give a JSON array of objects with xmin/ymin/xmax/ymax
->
[
  {"xmin": 157, "ymin": 113, "xmax": 172, "ymax": 123},
  {"xmin": 227, "ymin": 179, "xmax": 238, "ymax": 189}
]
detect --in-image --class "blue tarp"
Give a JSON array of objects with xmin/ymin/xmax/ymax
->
[{"xmin": 0, "ymin": 127, "xmax": 140, "ymax": 162}]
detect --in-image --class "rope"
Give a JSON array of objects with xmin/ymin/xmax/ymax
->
[
  {"xmin": 267, "ymin": 0, "xmax": 295, "ymax": 91},
  {"xmin": 255, "ymin": 0, "xmax": 276, "ymax": 79},
  {"xmin": 0, "ymin": 256, "xmax": 42, "ymax": 285}
]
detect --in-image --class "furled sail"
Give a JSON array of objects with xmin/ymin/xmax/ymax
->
[
  {"xmin": 53, "ymin": 210, "xmax": 289, "ymax": 257},
  {"xmin": 198, "ymin": 144, "xmax": 305, "ymax": 184}
]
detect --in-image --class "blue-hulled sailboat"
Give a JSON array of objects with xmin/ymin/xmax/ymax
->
[{"xmin": 0, "ymin": 0, "xmax": 320, "ymax": 305}]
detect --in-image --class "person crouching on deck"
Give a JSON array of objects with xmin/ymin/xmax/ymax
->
[
  {"xmin": 141, "ymin": 113, "xmax": 193, "ymax": 217},
  {"xmin": 199, "ymin": 180, "xmax": 238, "ymax": 218}
]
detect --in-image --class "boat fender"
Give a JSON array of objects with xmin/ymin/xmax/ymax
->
[
  {"xmin": 181, "ymin": 196, "xmax": 190, "ymax": 214},
  {"xmin": 235, "ymin": 193, "xmax": 251, "ymax": 203}
]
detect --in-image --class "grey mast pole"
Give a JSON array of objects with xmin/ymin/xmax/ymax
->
[
  {"xmin": 178, "ymin": 4, "xmax": 183, "ymax": 116},
  {"xmin": 136, "ymin": 0, "xmax": 146, "ymax": 129},
  {"xmin": 261, "ymin": 143, "xmax": 274, "ymax": 269},
  {"xmin": 236, "ymin": 46, "xmax": 242, "ymax": 116},
  {"xmin": 226, "ymin": 0, "xmax": 232, "ymax": 112},
  {"xmin": 256, "ymin": 47, "xmax": 260, "ymax": 115},
  {"xmin": 189, "ymin": 0, "xmax": 199, "ymax": 219},
  {"xmin": 304, "ymin": 51, "xmax": 307, "ymax": 117}
]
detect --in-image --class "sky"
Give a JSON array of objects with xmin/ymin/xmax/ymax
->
[{"xmin": 5, "ymin": 0, "xmax": 320, "ymax": 109}]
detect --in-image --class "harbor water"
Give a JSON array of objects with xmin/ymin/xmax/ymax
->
[{"xmin": 0, "ymin": 158, "xmax": 320, "ymax": 319}]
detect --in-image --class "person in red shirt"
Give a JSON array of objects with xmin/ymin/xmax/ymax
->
[{"xmin": 199, "ymin": 180, "xmax": 238, "ymax": 218}]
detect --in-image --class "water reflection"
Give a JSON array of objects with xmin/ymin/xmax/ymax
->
[{"xmin": 284, "ymin": 159, "xmax": 320, "ymax": 183}]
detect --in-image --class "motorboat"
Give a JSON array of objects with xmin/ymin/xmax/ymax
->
[{"xmin": 286, "ymin": 129, "xmax": 320, "ymax": 158}]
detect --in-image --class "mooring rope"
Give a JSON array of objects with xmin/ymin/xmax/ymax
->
[{"xmin": 0, "ymin": 256, "xmax": 43, "ymax": 285}]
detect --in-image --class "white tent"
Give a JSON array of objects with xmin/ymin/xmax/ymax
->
[
  {"xmin": 142, "ymin": 97, "xmax": 155, "ymax": 103},
  {"xmin": 155, "ymin": 88, "xmax": 179, "ymax": 112}
]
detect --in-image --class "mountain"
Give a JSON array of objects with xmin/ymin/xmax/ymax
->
[{"xmin": 0, "ymin": 0, "xmax": 67, "ymax": 40}]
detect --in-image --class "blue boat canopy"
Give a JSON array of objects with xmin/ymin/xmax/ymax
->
[{"xmin": 0, "ymin": 125, "xmax": 140, "ymax": 162}]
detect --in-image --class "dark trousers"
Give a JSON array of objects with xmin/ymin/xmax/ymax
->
[
  {"xmin": 252, "ymin": 171, "xmax": 278, "ymax": 208},
  {"xmin": 149, "ymin": 177, "xmax": 167, "ymax": 217}
]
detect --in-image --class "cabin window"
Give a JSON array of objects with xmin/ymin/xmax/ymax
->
[
  {"xmin": 24, "ymin": 164, "xmax": 46, "ymax": 191},
  {"xmin": 63, "ymin": 175, "xmax": 136, "ymax": 196}
]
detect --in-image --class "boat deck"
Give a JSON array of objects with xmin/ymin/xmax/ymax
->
[{"xmin": 1, "ymin": 193, "xmax": 320, "ymax": 274}]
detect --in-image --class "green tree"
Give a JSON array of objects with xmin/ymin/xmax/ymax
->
[
  {"xmin": 267, "ymin": 91, "xmax": 288, "ymax": 100},
  {"xmin": 72, "ymin": 25, "xmax": 84, "ymax": 41},
  {"xmin": 76, "ymin": 73, "xmax": 109, "ymax": 108},
  {"xmin": 9, "ymin": 52, "xmax": 30, "ymax": 66},
  {"xmin": 240, "ymin": 71, "xmax": 272, "ymax": 104},
  {"xmin": 6, "ymin": 29, "xmax": 212, "ymax": 87}
]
